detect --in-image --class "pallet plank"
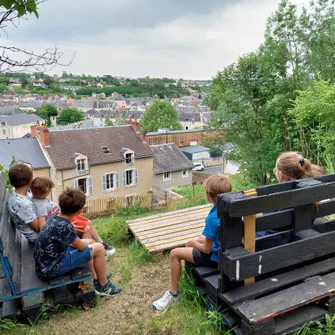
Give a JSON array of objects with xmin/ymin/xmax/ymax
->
[
  {"xmin": 222, "ymin": 257, "xmax": 335, "ymax": 305},
  {"xmin": 144, "ymin": 231, "xmax": 202, "ymax": 248},
  {"xmin": 222, "ymin": 230, "xmax": 335, "ymax": 281},
  {"xmin": 235, "ymin": 271, "xmax": 335, "ymax": 323}
]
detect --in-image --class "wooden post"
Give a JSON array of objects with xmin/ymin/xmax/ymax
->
[{"xmin": 243, "ymin": 189, "xmax": 257, "ymax": 285}]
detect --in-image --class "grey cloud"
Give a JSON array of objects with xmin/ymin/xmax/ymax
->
[{"xmin": 8, "ymin": 0, "xmax": 241, "ymax": 43}]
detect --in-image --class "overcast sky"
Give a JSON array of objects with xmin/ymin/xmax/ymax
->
[{"xmin": 5, "ymin": 0, "xmax": 307, "ymax": 79}]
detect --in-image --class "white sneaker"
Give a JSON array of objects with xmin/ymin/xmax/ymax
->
[{"xmin": 152, "ymin": 291, "xmax": 179, "ymax": 312}]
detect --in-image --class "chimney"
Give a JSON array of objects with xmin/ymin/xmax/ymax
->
[
  {"xmin": 39, "ymin": 128, "xmax": 50, "ymax": 147},
  {"xmin": 31, "ymin": 125, "xmax": 38, "ymax": 138}
]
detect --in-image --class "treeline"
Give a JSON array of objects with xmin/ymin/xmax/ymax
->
[{"xmin": 206, "ymin": 0, "xmax": 335, "ymax": 184}]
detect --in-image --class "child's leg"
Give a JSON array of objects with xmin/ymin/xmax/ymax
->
[
  {"xmin": 89, "ymin": 242, "xmax": 108, "ymax": 286},
  {"xmin": 170, "ymin": 247, "xmax": 194, "ymax": 294}
]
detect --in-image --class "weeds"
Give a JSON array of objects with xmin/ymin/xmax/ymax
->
[{"xmin": 294, "ymin": 313, "xmax": 335, "ymax": 335}]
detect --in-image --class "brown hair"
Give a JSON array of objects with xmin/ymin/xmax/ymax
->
[
  {"xmin": 31, "ymin": 177, "xmax": 55, "ymax": 199},
  {"xmin": 8, "ymin": 163, "xmax": 33, "ymax": 188},
  {"xmin": 204, "ymin": 174, "xmax": 232, "ymax": 204},
  {"xmin": 311, "ymin": 164, "xmax": 327, "ymax": 177},
  {"xmin": 59, "ymin": 188, "xmax": 86, "ymax": 215},
  {"xmin": 276, "ymin": 151, "xmax": 313, "ymax": 180}
]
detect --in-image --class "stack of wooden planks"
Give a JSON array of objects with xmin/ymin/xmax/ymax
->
[{"xmin": 127, "ymin": 204, "xmax": 211, "ymax": 254}]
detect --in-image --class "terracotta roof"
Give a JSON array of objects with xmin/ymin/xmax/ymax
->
[
  {"xmin": 151, "ymin": 144, "xmax": 193, "ymax": 174},
  {"xmin": 46, "ymin": 126, "xmax": 153, "ymax": 170}
]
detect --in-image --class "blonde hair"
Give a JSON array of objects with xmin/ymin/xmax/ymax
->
[
  {"xmin": 31, "ymin": 177, "xmax": 55, "ymax": 198},
  {"xmin": 204, "ymin": 174, "xmax": 232, "ymax": 204},
  {"xmin": 276, "ymin": 151, "xmax": 313, "ymax": 180},
  {"xmin": 311, "ymin": 164, "xmax": 326, "ymax": 177}
]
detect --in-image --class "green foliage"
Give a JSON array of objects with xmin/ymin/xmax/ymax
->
[
  {"xmin": 35, "ymin": 104, "xmax": 58, "ymax": 126},
  {"xmin": 0, "ymin": 156, "xmax": 16, "ymax": 191},
  {"xmin": 207, "ymin": 0, "xmax": 335, "ymax": 184},
  {"xmin": 56, "ymin": 107, "xmax": 83, "ymax": 125},
  {"xmin": 294, "ymin": 313, "xmax": 335, "ymax": 334},
  {"xmin": 1, "ymin": 0, "xmax": 39, "ymax": 18},
  {"xmin": 139, "ymin": 100, "xmax": 183, "ymax": 132},
  {"xmin": 290, "ymin": 80, "xmax": 335, "ymax": 167}
]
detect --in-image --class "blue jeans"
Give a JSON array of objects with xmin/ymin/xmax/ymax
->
[{"xmin": 56, "ymin": 246, "xmax": 93, "ymax": 276}]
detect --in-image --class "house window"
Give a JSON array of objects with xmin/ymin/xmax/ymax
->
[
  {"xmin": 75, "ymin": 177, "xmax": 93, "ymax": 195},
  {"xmin": 123, "ymin": 169, "xmax": 138, "ymax": 187},
  {"xmin": 125, "ymin": 153, "xmax": 133, "ymax": 164},
  {"xmin": 106, "ymin": 173, "xmax": 114, "ymax": 189},
  {"xmin": 126, "ymin": 170, "xmax": 133, "ymax": 185},
  {"xmin": 163, "ymin": 172, "xmax": 172, "ymax": 181},
  {"xmin": 182, "ymin": 169, "xmax": 188, "ymax": 178},
  {"xmin": 2, "ymin": 129, "xmax": 5, "ymax": 135},
  {"xmin": 77, "ymin": 158, "xmax": 87, "ymax": 172}
]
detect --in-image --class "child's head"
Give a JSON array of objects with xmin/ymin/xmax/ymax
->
[
  {"xmin": 204, "ymin": 174, "xmax": 232, "ymax": 205},
  {"xmin": 8, "ymin": 163, "xmax": 33, "ymax": 189},
  {"xmin": 59, "ymin": 188, "xmax": 86, "ymax": 216},
  {"xmin": 275, "ymin": 151, "xmax": 313, "ymax": 182},
  {"xmin": 311, "ymin": 164, "xmax": 327, "ymax": 177},
  {"xmin": 31, "ymin": 177, "xmax": 55, "ymax": 199}
]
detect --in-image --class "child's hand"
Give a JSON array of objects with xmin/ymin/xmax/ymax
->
[{"xmin": 185, "ymin": 240, "xmax": 195, "ymax": 248}]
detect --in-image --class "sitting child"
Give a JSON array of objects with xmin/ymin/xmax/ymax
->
[
  {"xmin": 34, "ymin": 187, "xmax": 121, "ymax": 296},
  {"xmin": 8, "ymin": 163, "xmax": 40, "ymax": 243},
  {"xmin": 31, "ymin": 176, "xmax": 115, "ymax": 257},
  {"xmin": 152, "ymin": 174, "xmax": 232, "ymax": 312}
]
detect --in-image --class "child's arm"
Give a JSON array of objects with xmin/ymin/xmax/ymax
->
[
  {"xmin": 28, "ymin": 218, "xmax": 41, "ymax": 232},
  {"xmin": 71, "ymin": 237, "xmax": 94, "ymax": 251},
  {"xmin": 37, "ymin": 216, "xmax": 46, "ymax": 230},
  {"xmin": 186, "ymin": 236, "xmax": 212, "ymax": 254}
]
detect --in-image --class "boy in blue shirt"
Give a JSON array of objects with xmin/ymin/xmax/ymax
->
[
  {"xmin": 34, "ymin": 188, "xmax": 121, "ymax": 297},
  {"xmin": 152, "ymin": 174, "xmax": 232, "ymax": 312}
]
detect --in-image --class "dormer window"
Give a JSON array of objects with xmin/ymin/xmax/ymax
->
[
  {"xmin": 77, "ymin": 158, "xmax": 87, "ymax": 172},
  {"xmin": 125, "ymin": 153, "xmax": 133, "ymax": 164}
]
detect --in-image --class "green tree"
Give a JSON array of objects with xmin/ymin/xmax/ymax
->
[
  {"xmin": 0, "ymin": 156, "xmax": 16, "ymax": 191},
  {"xmin": 57, "ymin": 108, "xmax": 83, "ymax": 125},
  {"xmin": 36, "ymin": 104, "xmax": 58, "ymax": 126},
  {"xmin": 290, "ymin": 80, "xmax": 335, "ymax": 167},
  {"xmin": 139, "ymin": 100, "xmax": 183, "ymax": 133}
]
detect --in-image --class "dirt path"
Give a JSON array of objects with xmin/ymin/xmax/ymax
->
[{"xmin": 35, "ymin": 249, "xmax": 171, "ymax": 335}]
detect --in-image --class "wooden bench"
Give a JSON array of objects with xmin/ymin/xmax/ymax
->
[
  {"xmin": 188, "ymin": 174, "xmax": 335, "ymax": 335},
  {"xmin": 0, "ymin": 174, "xmax": 96, "ymax": 320}
]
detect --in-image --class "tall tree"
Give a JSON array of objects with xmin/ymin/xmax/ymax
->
[{"xmin": 139, "ymin": 100, "xmax": 183, "ymax": 133}]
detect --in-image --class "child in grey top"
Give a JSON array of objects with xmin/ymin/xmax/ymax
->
[{"xmin": 8, "ymin": 163, "xmax": 39, "ymax": 243}]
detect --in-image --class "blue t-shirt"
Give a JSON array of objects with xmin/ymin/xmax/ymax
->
[
  {"xmin": 202, "ymin": 205, "xmax": 220, "ymax": 262},
  {"xmin": 34, "ymin": 215, "xmax": 78, "ymax": 279}
]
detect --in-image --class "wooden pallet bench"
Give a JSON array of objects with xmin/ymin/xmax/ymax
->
[
  {"xmin": 0, "ymin": 174, "xmax": 96, "ymax": 320},
  {"xmin": 127, "ymin": 204, "xmax": 211, "ymax": 254},
  {"xmin": 188, "ymin": 174, "xmax": 335, "ymax": 335}
]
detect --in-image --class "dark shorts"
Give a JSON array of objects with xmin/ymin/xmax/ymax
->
[
  {"xmin": 192, "ymin": 248, "xmax": 218, "ymax": 268},
  {"xmin": 56, "ymin": 246, "xmax": 93, "ymax": 276}
]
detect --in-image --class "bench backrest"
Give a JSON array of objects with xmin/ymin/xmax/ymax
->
[
  {"xmin": 0, "ymin": 173, "xmax": 22, "ymax": 296},
  {"xmin": 217, "ymin": 175, "xmax": 335, "ymax": 292}
]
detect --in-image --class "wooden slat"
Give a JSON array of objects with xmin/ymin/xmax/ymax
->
[
  {"xmin": 243, "ymin": 189, "xmax": 257, "ymax": 286},
  {"xmin": 144, "ymin": 230, "xmax": 202, "ymax": 248},
  {"xmin": 128, "ymin": 205, "xmax": 210, "ymax": 227},
  {"xmin": 149, "ymin": 237, "xmax": 203, "ymax": 254},
  {"xmin": 130, "ymin": 214, "xmax": 207, "ymax": 233},
  {"xmin": 235, "ymin": 270, "xmax": 335, "ymax": 323},
  {"xmin": 222, "ymin": 257, "xmax": 335, "ymax": 305},
  {"xmin": 137, "ymin": 220, "xmax": 204, "ymax": 237},
  {"xmin": 140, "ymin": 223, "xmax": 204, "ymax": 239},
  {"xmin": 128, "ymin": 204, "xmax": 210, "ymax": 224},
  {"xmin": 222, "ymin": 230, "xmax": 335, "ymax": 281},
  {"xmin": 20, "ymin": 236, "xmax": 48, "ymax": 294}
]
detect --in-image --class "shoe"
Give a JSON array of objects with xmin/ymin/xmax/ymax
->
[
  {"xmin": 93, "ymin": 272, "xmax": 112, "ymax": 287},
  {"xmin": 106, "ymin": 271, "xmax": 112, "ymax": 281},
  {"xmin": 102, "ymin": 241, "xmax": 116, "ymax": 257},
  {"xmin": 95, "ymin": 282, "xmax": 122, "ymax": 297},
  {"xmin": 152, "ymin": 291, "xmax": 179, "ymax": 312}
]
